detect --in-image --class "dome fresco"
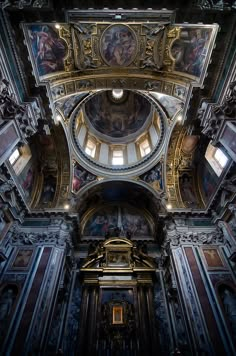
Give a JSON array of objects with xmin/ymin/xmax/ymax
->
[{"xmin": 84, "ymin": 90, "xmax": 152, "ymax": 139}]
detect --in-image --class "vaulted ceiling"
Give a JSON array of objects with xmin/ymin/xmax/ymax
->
[{"xmin": 0, "ymin": 2, "xmax": 235, "ymax": 241}]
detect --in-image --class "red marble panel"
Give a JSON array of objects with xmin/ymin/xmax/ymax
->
[
  {"xmin": 11, "ymin": 247, "xmax": 51, "ymax": 353},
  {"xmin": 184, "ymin": 247, "xmax": 225, "ymax": 355}
]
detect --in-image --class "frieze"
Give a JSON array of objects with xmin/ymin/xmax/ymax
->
[
  {"xmin": 0, "ymin": 0, "xmax": 50, "ymax": 9},
  {"xmin": 50, "ymin": 76, "xmax": 189, "ymax": 104},
  {"xmin": 7, "ymin": 228, "xmax": 73, "ymax": 248},
  {"xmin": 194, "ymin": 0, "xmax": 236, "ymax": 10},
  {"xmin": 201, "ymin": 80, "xmax": 236, "ymax": 142},
  {"xmin": 163, "ymin": 221, "xmax": 224, "ymax": 247},
  {"xmin": 0, "ymin": 72, "xmax": 41, "ymax": 142},
  {"xmin": 218, "ymin": 174, "xmax": 236, "ymax": 208},
  {"xmin": 0, "ymin": 167, "xmax": 26, "ymax": 219}
]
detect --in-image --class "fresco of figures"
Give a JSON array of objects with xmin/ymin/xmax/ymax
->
[
  {"xmin": 18, "ymin": 162, "xmax": 34, "ymax": 202},
  {"xmin": 40, "ymin": 174, "xmax": 56, "ymax": 204},
  {"xmin": 171, "ymin": 27, "xmax": 212, "ymax": 78},
  {"xmin": 179, "ymin": 174, "xmax": 198, "ymax": 208},
  {"xmin": 198, "ymin": 160, "xmax": 219, "ymax": 205},
  {"xmin": 140, "ymin": 163, "xmax": 163, "ymax": 191},
  {"xmin": 100, "ymin": 25, "xmax": 137, "ymax": 67},
  {"xmin": 84, "ymin": 91, "xmax": 151, "ymax": 139},
  {"xmin": 83, "ymin": 206, "xmax": 152, "ymax": 238},
  {"xmin": 72, "ymin": 163, "xmax": 96, "ymax": 193},
  {"xmin": 27, "ymin": 25, "xmax": 67, "ymax": 77},
  {"xmin": 152, "ymin": 93, "xmax": 183, "ymax": 118},
  {"xmin": 55, "ymin": 93, "xmax": 87, "ymax": 119}
]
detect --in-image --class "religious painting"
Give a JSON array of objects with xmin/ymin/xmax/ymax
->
[
  {"xmin": 0, "ymin": 122, "xmax": 20, "ymax": 166},
  {"xmin": 151, "ymin": 93, "xmax": 183, "ymax": 118},
  {"xmin": 181, "ymin": 135, "xmax": 199, "ymax": 154},
  {"xmin": 202, "ymin": 248, "xmax": 225, "ymax": 270},
  {"xmin": 140, "ymin": 162, "xmax": 163, "ymax": 191},
  {"xmin": 84, "ymin": 91, "xmax": 151, "ymax": 139},
  {"xmin": 174, "ymin": 84, "xmax": 187, "ymax": 100},
  {"xmin": 219, "ymin": 122, "xmax": 236, "ymax": 162},
  {"xmin": 171, "ymin": 27, "xmax": 213, "ymax": 78},
  {"xmin": 72, "ymin": 163, "xmax": 96, "ymax": 193},
  {"xmin": 112, "ymin": 305, "xmax": 123, "ymax": 324},
  {"xmin": 11, "ymin": 249, "xmax": 34, "ymax": 269},
  {"xmin": 17, "ymin": 161, "xmax": 34, "ymax": 201},
  {"xmin": 51, "ymin": 84, "xmax": 65, "ymax": 100},
  {"xmin": 179, "ymin": 174, "xmax": 198, "ymax": 208},
  {"xmin": 100, "ymin": 25, "xmax": 137, "ymax": 67},
  {"xmin": 107, "ymin": 251, "xmax": 129, "ymax": 267},
  {"xmin": 121, "ymin": 208, "xmax": 152, "ymax": 237},
  {"xmin": 83, "ymin": 207, "xmax": 118, "ymax": 237},
  {"xmin": 27, "ymin": 25, "xmax": 67, "ymax": 77},
  {"xmin": 0, "ymin": 206, "xmax": 12, "ymax": 242},
  {"xmin": 56, "ymin": 93, "xmax": 87, "ymax": 119},
  {"xmin": 199, "ymin": 160, "xmax": 219, "ymax": 205},
  {"xmin": 40, "ymin": 174, "xmax": 56, "ymax": 204}
]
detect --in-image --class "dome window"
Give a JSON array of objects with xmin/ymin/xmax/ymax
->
[
  {"xmin": 112, "ymin": 150, "xmax": 124, "ymax": 165},
  {"xmin": 85, "ymin": 138, "xmax": 96, "ymax": 158},
  {"xmin": 140, "ymin": 138, "xmax": 151, "ymax": 157}
]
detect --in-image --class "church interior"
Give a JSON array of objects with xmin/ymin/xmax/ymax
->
[{"xmin": 0, "ymin": 1, "xmax": 236, "ymax": 355}]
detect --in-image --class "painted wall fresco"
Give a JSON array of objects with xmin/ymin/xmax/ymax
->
[
  {"xmin": 17, "ymin": 159, "xmax": 34, "ymax": 202},
  {"xmin": 174, "ymin": 84, "xmax": 187, "ymax": 100},
  {"xmin": 140, "ymin": 162, "xmax": 163, "ymax": 191},
  {"xmin": 55, "ymin": 93, "xmax": 87, "ymax": 118},
  {"xmin": 28, "ymin": 25, "xmax": 67, "ymax": 77},
  {"xmin": 171, "ymin": 27, "xmax": 212, "ymax": 78},
  {"xmin": 121, "ymin": 207, "xmax": 151, "ymax": 236},
  {"xmin": 40, "ymin": 175, "xmax": 56, "ymax": 204},
  {"xmin": 152, "ymin": 93, "xmax": 183, "ymax": 118},
  {"xmin": 0, "ymin": 204, "xmax": 11, "ymax": 241},
  {"xmin": 11, "ymin": 249, "xmax": 34, "ymax": 269},
  {"xmin": 83, "ymin": 206, "xmax": 118, "ymax": 236},
  {"xmin": 83, "ymin": 206, "xmax": 152, "ymax": 238},
  {"xmin": 100, "ymin": 25, "xmax": 137, "ymax": 67},
  {"xmin": 202, "ymin": 248, "xmax": 225, "ymax": 269},
  {"xmin": 199, "ymin": 160, "xmax": 219, "ymax": 205},
  {"xmin": 179, "ymin": 174, "xmax": 199, "ymax": 208},
  {"xmin": 72, "ymin": 163, "xmax": 96, "ymax": 193},
  {"xmin": 84, "ymin": 91, "xmax": 151, "ymax": 138}
]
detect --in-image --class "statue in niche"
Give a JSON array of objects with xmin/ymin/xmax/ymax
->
[
  {"xmin": 0, "ymin": 285, "xmax": 17, "ymax": 323},
  {"xmin": 173, "ymin": 299, "xmax": 188, "ymax": 349},
  {"xmin": 220, "ymin": 286, "xmax": 236, "ymax": 342}
]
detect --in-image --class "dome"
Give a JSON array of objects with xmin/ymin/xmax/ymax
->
[
  {"xmin": 83, "ymin": 90, "xmax": 152, "ymax": 142},
  {"xmin": 70, "ymin": 90, "xmax": 167, "ymax": 176}
]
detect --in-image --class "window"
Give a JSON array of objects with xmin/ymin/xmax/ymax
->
[
  {"xmin": 205, "ymin": 143, "xmax": 228, "ymax": 176},
  {"xmin": 214, "ymin": 148, "xmax": 228, "ymax": 168},
  {"xmin": 112, "ymin": 150, "xmax": 124, "ymax": 165},
  {"xmin": 85, "ymin": 139, "xmax": 96, "ymax": 158},
  {"xmin": 9, "ymin": 148, "xmax": 20, "ymax": 165},
  {"xmin": 140, "ymin": 138, "xmax": 151, "ymax": 157}
]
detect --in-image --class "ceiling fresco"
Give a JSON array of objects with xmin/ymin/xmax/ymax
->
[
  {"xmin": 150, "ymin": 93, "xmax": 183, "ymax": 118},
  {"xmin": 0, "ymin": 9, "xmax": 224, "ymax": 219},
  {"xmin": 100, "ymin": 24, "xmax": 138, "ymax": 67},
  {"xmin": 27, "ymin": 24, "xmax": 67, "ymax": 77},
  {"xmin": 83, "ymin": 90, "xmax": 151, "ymax": 139}
]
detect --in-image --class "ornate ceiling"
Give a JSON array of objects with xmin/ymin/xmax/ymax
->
[{"xmin": 0, "ymin": 3, "xmax": 235, "ymax": 241}]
